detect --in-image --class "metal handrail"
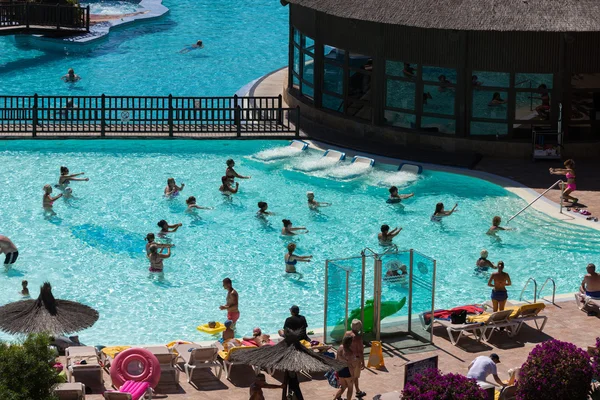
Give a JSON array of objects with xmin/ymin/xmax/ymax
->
[
  {"xmin": 507, "ymin": 180, "xmax": 564, "ymax": 224},
  {"xmin": 539, "ymin": 278, "xmax": 556, "ymax": 305},
  {"xmin": 519, "ymin": 277, "xmax": 538, "ymax": 303}
]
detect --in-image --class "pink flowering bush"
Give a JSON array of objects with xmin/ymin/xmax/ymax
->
[
  {"xmin": 592, "ymin": 337, "xmax": 600, "ymax": 379},
  {"xmin": 516, "ymin": 339, "xmax": 592, "ymax": 400},
  {"xmin": 401, "ymin": 368, "xmax": 487, "ymax": 400}
]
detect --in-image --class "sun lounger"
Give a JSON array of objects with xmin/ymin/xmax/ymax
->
[
  {"xmin": 498, "ymin": 385, "xmax": 517, "ymax": 400},
  {"xmin": 217, "ymin": 345, "xmax": 256, "ymax": 379},
  {"xmin": 100, "ymin": 346, "xmax": 131, "ymax": 372},
  {"xmin": 322, "ymin": 149, "xmax": 345, "ymax": 161},
  {"xmin": 507, "ymin": 303, "xmax": 547, "ymax": 334},
  {"xmin": 575, "ymin": 292, "xmax": 600, "ymax": 314},
  {"xmin": 436, "ymin": 310, "xmax": 516, "ymax": 345},
  {"xmin": 398, "ymin": 162, "xmax": 423, "ymax": 174},
  {"xmin": 143, "ymin": 345, "xmax": 179, "ymax": 392},
  {"xmin": 54, "ymin": 382, "xmax": 86, "ymax": 400},
  {"xmin": 174, "ymin": 343, "xmax": 222, "ymax": 382},
  {"xmin": 351, "ymin": 156, "xmax": 375, "ymax": 166},
  {"xmin": 66, "ymin": 346, "xmax": 104, "ymax": 393},
  {"xmin": 290, "ymin": 140, "xmax": 309, "ymax": 150},
  {"xmin": 103, "ymin": 381, "xmax": 151, "ymax": 400},
  {"xmin": 477, "ymin": 310, "xmax": 520, "ymax": 342}
]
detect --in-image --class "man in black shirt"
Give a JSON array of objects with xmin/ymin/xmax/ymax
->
[{"xmin": 280, "ymin": 305, "xmax": 310, "ymax": 341}]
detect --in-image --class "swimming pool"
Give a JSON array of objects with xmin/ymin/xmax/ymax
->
[
  {"xmin": 0, "ymin": 0, "xmax": 288, "ymax": 96},
  {"xmin": 1, "ymin": 139, "xmax": 599, "ymax": 345}
]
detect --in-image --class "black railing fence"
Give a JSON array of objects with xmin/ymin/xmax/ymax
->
[
  {"xmin": 0, "ymin": 94, "xmax": 300, "ymax": 138},
  {"xmin": 0, "ymin": 3, "xmax": 89, "ymax": 31}
]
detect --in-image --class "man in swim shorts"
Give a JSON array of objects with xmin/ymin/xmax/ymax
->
[
  {"xmin": 0, "ymin": 235, "xmax": 18, "ymax": 266},
  {"xmin": 220, "ymin": 278, "xmax": 239, "ymax": 326},
  {"xmin": 487, "ymin": 261, "xmax": 511, "ymax": 311},
  {"xmin": 576, "ymin": 264, "xmax": 600, "ymax": 315}
]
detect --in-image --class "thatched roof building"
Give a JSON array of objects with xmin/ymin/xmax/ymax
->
[{"xmin": 282, "ymin": 0, "xmax": 600, "ymax": 158}]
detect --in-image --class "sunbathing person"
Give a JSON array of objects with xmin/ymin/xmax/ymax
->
[
  {"xmin": 579, "ymin": 263, "xmax": 600, "ymax": 298},
  {"xmin": 222, "ymin": 320, "xmax": 235, "ymax": 342},
  {"xmin": 219, "ymin": 176, "xmax": 239, "ymax": 194},
  {"xmin": 164, "ymin": 177, "xmax": 184, "ymax": 197},
  {"xmin": 243, "ymin": 328, "xmax": 272, "ymax": 347},
  {"xmin": 282, "ymin": 219, "xmax": 308, "ymax": 235},
  {"xmin": 307, "ymin": 191, "xmax": 331, "ymax": 209},
  {"xmin": 386, "ymin": 186, "xmax": 414, "ymax": 204},
  {"xmin": 431, "ymin": 202, "xmax": 457, "ymax": 222},
  {"xmin": 378, "ymin": 224, "xmax": 401, "ymax": 245},
  {"xmin": 476, "ymin": 249, "xmax": 496, "ymax": 271}
]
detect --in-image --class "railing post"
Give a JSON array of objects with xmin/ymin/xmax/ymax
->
[
  {"xmin": 56, "ymin": 4, "xmax": 60, "ymax": 29},
  {"xmin": 233, "ymin": 94, "xmax": 241, "ymax": 137},
  {"xmin": 32, "ymin": 93, "xmax": 38, "ymax": 137},
  {"xmin": 277, "ymin": 94, "xmax": 283, "ymax": 125},
  {"xmin": 295, "ymin": 105, "xmax": 300, "ymax": 137},
  {"xmin": 100, "ymin": 94, "xmax": 106, "ymax": 137},
  {"xmin": 168, "ymin": 94, "xmax": 173, "ymax": 137},
  {"xmin": 25, "ymin": 3, "xmax": 29, "ymax": 29},
  {"xmin": 86, "ymin": 5, "xmax": 90, "ymax": 31}
]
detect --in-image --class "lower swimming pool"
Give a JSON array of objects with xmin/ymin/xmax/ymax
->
[{"xmin": 0, "ymin": 140, "xmax": 598, "ymax": 345}]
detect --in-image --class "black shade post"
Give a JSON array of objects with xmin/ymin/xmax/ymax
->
[
  {"xmin": 100, "ymin": 94, "xmax": 106, "ymax": 137},
  {"xmin": 32, "ymin": 94, "xmax": 38, "ymax": 137}
]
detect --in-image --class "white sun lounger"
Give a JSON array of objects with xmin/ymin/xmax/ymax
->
[
  {"xmin": 66, "ymin": 346, "xmax": 104, "ymax": 393},
  {"xmin": 398, "ymin": 163, "xmax": 423, "ymax": 174},
  {"xmin": 351, "ymin": 156, "xmax": 375, "ymax": 166},
  {"xmin": 434, "ymin": 310, "xmax": 516, "ymax": 345},
  {"xmin": 575, "ymin": 292, "xmax": 600, "ymax": 314},
  {"xmin": 54, "ymin": 382, "xmax": 86, "ymax": 400},
  {"xmin": 174, "ymin": 343, "xmax": 222, "ymax": 383},
  {"xmin": 290, "ymin": 140, "xmax": 309, "ymax": 150},
  {"xmin": 322, "ymin": 149, "xmax": 345, "ymax": 161}
]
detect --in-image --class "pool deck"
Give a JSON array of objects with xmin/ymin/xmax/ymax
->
[{"xmin": 77, "ymin": 298, "xmax": 599, "ymax": 399}]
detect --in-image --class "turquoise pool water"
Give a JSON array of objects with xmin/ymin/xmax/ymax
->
[
  {"xmin": 1, "ymin": 140, "xmax": 599, "ymax": 345},
  {"xmin": 0, "ymin": 0, "xmax": 288, "ymax": 96}
]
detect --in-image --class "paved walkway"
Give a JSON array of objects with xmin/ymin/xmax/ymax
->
[{"xmin": 79, "ymin": 299, "xmax": 597, "ymax": 399}]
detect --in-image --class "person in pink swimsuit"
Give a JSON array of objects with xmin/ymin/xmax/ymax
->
[{"xmin": 550, "ymin": 159, "xmax": 578, "ymax": 204}]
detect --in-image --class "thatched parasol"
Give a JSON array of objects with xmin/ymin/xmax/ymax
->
[
  {"xmin": 230, "ymin": 329, "xmax": 345, "ymax": 400},
  {"xmin": 0, "ymin": 282, "xmax": 99, "ymax": 335}
]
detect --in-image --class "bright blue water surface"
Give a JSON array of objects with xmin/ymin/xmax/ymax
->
[
  {"xmin": 1, "ymin": 140, "xmax": 599, "ymax": 345},
  {"xmin": 0, "ymin": 0, "xmax": 288, "ymax": 96}
]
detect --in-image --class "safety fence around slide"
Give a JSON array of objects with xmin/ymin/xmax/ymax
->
[{"xmin": 0, "ymin": 94, "xmax": 300, "ymax": 138}]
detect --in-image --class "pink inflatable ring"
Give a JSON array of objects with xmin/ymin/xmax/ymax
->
[{"xmin": 110, "ymin": 348, "xmax": 161, "ymax": 388}]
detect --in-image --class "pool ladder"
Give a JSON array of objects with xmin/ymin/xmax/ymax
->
[
  {"xmin": 519, "ymin": 277, "xmax": 556, "ymax": 304},
  {"xmin": 507, "ymin": 180, "xmax": 565, "ymax": 224}
]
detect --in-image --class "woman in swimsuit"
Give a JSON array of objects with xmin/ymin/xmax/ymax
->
[
  {"xmin": 488, "ymin": 92, "xmax": 507, "ymax": 106},
  {"xmin": 185, "ymin": 196, "xmax": 211, "ymax": 212},
  {"xmin": 387, "ymin": 186, "xmax": 414, "ymax": 204},
  {"xmin": 431, "ymin": 202, "xmax": 457, "ymax": 222},
  {"xmin": 145, "ymin": 233, "xmax": 172, "ymax": 254},
  {"xmin": 378, "ymin": 224, "xmax": 401, "ymax": 245},
  {"xmin": 257, "ymin": 201, "xmax": 274, "ymax": 216},
  {"xmin": 487, "ymin": 216, "xmax": 512, "ymax": 235},
  {"xmin": 476, "ymin": 249, "xmax": 496, "ymax": 271},
  {"xmin": 550, "ymin": 159, "xmax": 578, "ymax": 204},
  {"xmin": 164, "ymin": 177, "xmax": 185, "ymax": 197},
  {"xmin": 219, "ymin": 176, "xmax": 239, "ymax": 194},
  {"xmin": 157, "ymin": 220, "xmax": 182, "ymax": 235},
  {"xmin": 225, "ymin": 159, "xmax": 251, "ymax": 180},
  {"xmin": 285, "ymin": 242, "xmax": 312, "ymax": 276},
  {"xmin": 147, "ymin": 244, "xmax": 171, "ymax": 272},
  {"xmin": 307, "ymin": 191, "xmax": 331, "ymax": 209},
  {"xmin": 43, "ymin": 184, "xmax": 63, "ymax": 214},
  {"xmin": 282, "ymin": 219, "xmax": 308, "ymax": 235},
  {"xmin": 58, "ymin": 166, "xmax": 88, "ymax": 186}
]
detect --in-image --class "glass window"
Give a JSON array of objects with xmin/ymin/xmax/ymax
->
[
  {"xmin": 422, "ymin": 66, "xmax": 457, "ymax": 84},
  {"xmin": 324, "ymin": 46, "xmax": 345, "ymax": 63},
  {"xmin": 347, "ymin": 99, "xmax": 371, "ymax": 121},
  {"xmin": 323, "ymin": 94, "xmax": 344, "ymax": 113},
  {"xmin": 423, "ymin": 85, "xmax": 455, "ymax": 116},
  {"xmin": 324, "ymin": 63, "xmax": 344, "ymax": 95},
  {"xmin": 470, "ymin": 121, "xmax": 508, "ymax": 136},
  {"xmin": 472, "ymin": 71, "xmax": 509, "ymax": 88},
  {"xmin": 386, "ymin": 80, "xmax": 415, "ymax": 110},
  {"xmin": 303, "ymin": 54, "xmax": 314, "ymax": 85},
  {"xmin": 515, "ymin": 73, "xmax": 553, "ymax": 89},
  {"xmin": 301, "ymin": 83, "xmax": 314, "ymax": 100},
  {"xmin": 384, "ymin": 111, "xmax": 416, "ymax": 129},
  {"xmin": 348, "ymin": 70, "xmax": 371, "ymax": 100},
  {"xmin": 386, "ymin": 61, "xmax": 416, "ymax": 78},
  {"xmin": 515, "ymin": 91, "xmax": 551, "ymax": 121},
  {"xmin": 292, "ymin": 75, "xmax": 300, "ymax": 89},
  {"xmin": 570, "ymin": 92, "xmax": 596, "ymax": 122},
  {"xmin": 421, "ymin": 117, "xmax": 455, "ymax": 134},
  {"xmin": 304, "ymin": 36, "xmax": 315, "ymax": 53},
  {"xmin": 349, "ymin": 54, "xmax": 371, "ymax": 70},
  {"xmin": 293, "ymin": 46, "xmax": 300, "ymax": 74},
  {"xmin": 293, "ymin": 29, "xmax": 301, "ymax": 45},
  {"xmin": 571, "ymin": 73, "xmax": 600, "ymax": 89},
  {"xmin": 472, "ymin": 90, "xmax": 508, "ymax": 119}
]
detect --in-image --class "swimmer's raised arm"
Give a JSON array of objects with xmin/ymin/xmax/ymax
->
[{"xmin": 399, "ymin": 193, "xmax": 414, "ymax": 199}]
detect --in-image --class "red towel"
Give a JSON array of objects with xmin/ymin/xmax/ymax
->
[{"xmin": 423, "ymin": 305, "xmax": 484, "ymax": 325}]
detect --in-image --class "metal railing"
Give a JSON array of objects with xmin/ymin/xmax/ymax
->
[
  {"xmin": 0, "ymin": 94, "xmax": 300, "ymax": 138},
  {"xmin": 507, "ymin": 180, "xmax": 565, "ymax": 224},
  {"xmin": 539, "ymin": 277, "xmax": 556, "ymax": 305},
  {"xmin": 519, "ymin": 277, "xmax": 538, "ymax": 303},
  {"xmin": 0, "ymin": 4, "xmax": 89, "ymax": 31}
]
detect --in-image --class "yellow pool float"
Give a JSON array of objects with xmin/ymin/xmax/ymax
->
[{"xmin": 197, "ymin": 322, "xmax": 226, "ymax": 334}]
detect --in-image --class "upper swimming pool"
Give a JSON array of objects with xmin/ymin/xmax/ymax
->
[
  {"xmin": 0, "ymin": 0, "xmax": 288, "ymax": 96},
  {"xmin": 0, "ymin": 139, "xmax": 599, "ymax": 345}
]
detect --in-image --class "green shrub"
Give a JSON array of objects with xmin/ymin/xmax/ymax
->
[{"xmin": 0, "ymin": 334, "xmax": 60, "ymax": 400}]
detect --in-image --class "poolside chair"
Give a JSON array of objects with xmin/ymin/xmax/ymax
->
[
  {"xmin": 54, "ymin": 382, "xmax": 86, "ymax": 400},
  {"xmin": 351, "ymin": 156, "xmax": 375, "ymax": 167},
  {"xmin": 174, "ymin": 343, "xmax": 222, "ymax": 382},
  {"xmin": 218, "ymin": 345, "xmax": 257, "ymax": 379},
  {"xmin": 435, "ymin": 310, "xmax": 516, "ymax": 345},
  {"xmin": 66, "ymin": 346, "xmax": 104, "ymax": 393},
  {"xmin": 290, "ymin": 140, "xmax": 309, "ymax": 150},
  {"xmin": 509, "ymin": 303, "xmax": 548, "ymax": 334},
  {"xmin": 575, "ymin": 292, "xmax": 600, "ymax": 314},
  {"xmin": 479, "ymin": 310, "xmax": 520, "ymax": 342},
  {"xmin": 103, "ymin": 381, "xmax": 151, "ymax": 400},
  {"xmin": 398, "ymin": 162, "xmax": 423, "ymax": 174},
  {"xmin": 498, "ymin": 385, "xmax": 517, "ymax": 400},
  {"xmin": 143, "ymin": 345, "xmax": 179, "ymax": 392},
  {"xmin": 322, "ymin": 149, "xmax": 345, "ymax": 161}
]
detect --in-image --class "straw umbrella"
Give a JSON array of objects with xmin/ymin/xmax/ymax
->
[
  {"xmin": 229, "ymin": 329, "xmax": 346, "ymax": 400},
  {"xmin": 0, "ymin": 282, "xmax": 99, "ymax": 335}
]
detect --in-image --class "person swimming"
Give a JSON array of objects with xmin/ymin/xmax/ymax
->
[
  {"xmin": 487, "ymin": 216, "xmax": 512, "ymax": 235},
  {"xmin": 431, "ymin": 202, "xmax": 457, "ymax": 222},
  {"xmin": 257, "ymin": 201, "xmax": 274, "ymax": 216},
  {"xmin": 225, "ymin": 159, "xmax": 250, "ymax": 180},
  {"xmin": 147, "ymin": 243, "xmax": 171, "ymax": 273},
  {"xmin": 145, "ymin": 233, "xmax": 172, "ymax": 255},
  {"xmin": 285, "ymin": 242, "xmax": 312, "ymax": 277},
  {"xmin": 281, "ymin": 219, "xmax": 308, "ymax": 235},
  {"xmin": 43, "ymin": 184, "xmax": 63, "ymax": 213},
  {"xmin": 185, "ymin": 196, "xmax": 212, "ymax": 211},
  {"xmin": 476, "ymin": 249, "xmax": 496, "ymax": 271},
  {"xmin": 488, "ymin": 92, "xmax": 507, "ymax": 106},
  {"xmin": 378, "ymin": 224, "xmax": 401, "ymax": 245},
  {"xmin": 164, "ymin": 177, "xmax": 184, "ymax": 197},
  {"xmin": 58, "ymin": 166, "xmax": 88, "ymax": 187},
  {"xmin": 307, "ymin": 192, "xmax": 331, "ymax": 209},
  {"xmin": 179, "ymin": 40, "xmax": 204, "ymax": 53},
  {"xmin": 157, "ymin": 219, "xmax": 182, "ymax": 235},
  {"xmin": 62, "ymin": 68, "xmax": 81, "ymax": 83},
  {"xmin": 219, "ymin": 176, "xmax": 239, "ymax": 194},
  {"xmin": 387, "ymin": 186, "xmax": 414, "ymax": 204}
]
